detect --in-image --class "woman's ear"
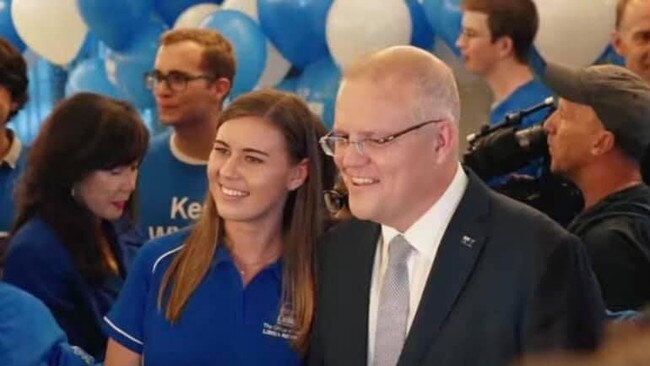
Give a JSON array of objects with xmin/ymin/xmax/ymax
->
[{"xmin": 288, "ymin": 158, "xmax": 309, "ymax": 191}]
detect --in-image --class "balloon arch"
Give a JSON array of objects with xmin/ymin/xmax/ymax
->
[{"xmin": 0, "ymin": 0, "xmax": 620, "ymax": 129}]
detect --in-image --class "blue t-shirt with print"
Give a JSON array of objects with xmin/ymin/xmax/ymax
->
[
  {"xmin": 137, "ymin": 131, "xmax": 208, "ymax": 240},
  {"xmin": 103, "ymin": 228, "xmax": 303, "ymax": 366}
]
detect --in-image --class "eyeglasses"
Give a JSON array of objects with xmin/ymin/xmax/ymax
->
[
  {"xmin": 144, "ymin": 70, "xmax": 215, "ymax": 92},
  {"xmin": 323, "ymin": 189, "xmax": 348, "ymax": 214},
  {"xmin": 319, "ymin": 119, "xmax": 443, "ymax": 157}
]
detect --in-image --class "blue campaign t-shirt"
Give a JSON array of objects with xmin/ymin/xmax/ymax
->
[
  {"xmin": 103, "ymin": 228, "xmax": 303, "ymax": 366},
  {"xmin": 0, "ymin": 133, "xmax": 27, "ymax": 235},
  {"xmin": 489, "ymin": 78, "xmax": 553, "ymax": 128},
  {"xmin": 137, "ymin": 131, "xmax": 208, "ymax": 240}
]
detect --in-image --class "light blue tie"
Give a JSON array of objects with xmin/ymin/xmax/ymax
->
[{"xmin": 374, "ymin": 234, "xmax": 412, "ymax": 366}]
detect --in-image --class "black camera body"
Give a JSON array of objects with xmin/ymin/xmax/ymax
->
[
  {"xmin": 462, "ymin": 97, "xmax": 583, "ymax": 226},
  {"xmin": 463, "ymin": 97, "xmax": 553, "ymax": 181}
]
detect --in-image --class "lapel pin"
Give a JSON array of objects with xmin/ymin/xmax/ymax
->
[{"xmin": 460, "ymin": 235, "xmax": 476, "ymax": 248}]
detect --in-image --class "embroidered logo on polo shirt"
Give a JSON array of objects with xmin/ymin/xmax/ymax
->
[{"xmin": 263, "ymin": 306, "xmax": 298, "ymax": 340}]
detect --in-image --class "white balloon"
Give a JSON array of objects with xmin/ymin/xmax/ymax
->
[
  {"xmin": 221, "ymin": 0, "xmax": 290, "ymax": 87},
  {"xmin": 174, "ymin": 3, "xmax": 220, "ymax": 29},
  {"xmin": 326, "ymin": 0, "xmax": 412, "ymax": 69},
  {"xmin": 533, "ymin": 0, "xmax": 617, "ymax": 67},
  {"xmin": 221, "ymin": 0, "xmax": 258, "ymax": 21},
  {"xmin": 11, "ymin": 0, "xmax": 87, "ymax": 66}
]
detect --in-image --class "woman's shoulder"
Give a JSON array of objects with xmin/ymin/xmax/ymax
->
[
  {"xmin": 8, "ymin": 217, "xmax": 64, "ymax": 256},
  {"xmin": 132, "ymin": 227, "xmax": 192, "ymax": 274}
]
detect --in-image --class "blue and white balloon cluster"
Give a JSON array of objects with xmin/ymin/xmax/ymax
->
[{"xmin": 0, "ymin": 0, "xmax": 623, "ymax": 128}]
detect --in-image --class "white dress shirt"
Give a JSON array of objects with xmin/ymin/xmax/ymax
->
[{"xmin": 367, "ymin": 164, "xmax": 468, "ymax": 365}]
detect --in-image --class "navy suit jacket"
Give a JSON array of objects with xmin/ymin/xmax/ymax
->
[{"xmin": 309, "ymin": 172, "xmax": 605, "ymax": 366}]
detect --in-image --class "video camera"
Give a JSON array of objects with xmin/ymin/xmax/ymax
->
[
  {"xmin": 462, "ymin": 97, "xmax": 583, "ymax": 226},
  {"xmin": 463, "ymin": 97, "xmax": 555, "ymax": 181}
]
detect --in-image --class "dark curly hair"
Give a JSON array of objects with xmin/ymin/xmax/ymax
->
[{"xmin": 0, "ymin": 37, "xmax": 28, "ymax": 121}]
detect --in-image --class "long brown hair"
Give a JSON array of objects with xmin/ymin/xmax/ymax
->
[
  {"xmin": 158, "ymin": 89, "xmax": 332, "ymax": 352},
  {"xmin": 11, "ymin": 93, "xmax": 149, "ymax": 283}
]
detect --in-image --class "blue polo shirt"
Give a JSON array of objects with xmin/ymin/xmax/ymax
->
[
  {"xmin": 0, "ymin": 131, "xmax": 27, "ymax": 235},
  {"xmin": 103, "ymin": 228, "xmax": 303, "ymax": 366}
]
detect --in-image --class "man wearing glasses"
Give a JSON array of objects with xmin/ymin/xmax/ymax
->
[
  {"xmin": 138, "ymin": 29, "xmax": 234, "ymax": 239},
  {"xmin": 309, "ymin": 46, "xmax": 605, "ymax": 366}
]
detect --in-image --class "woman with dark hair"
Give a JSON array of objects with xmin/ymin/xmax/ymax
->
[
  {"xmin": 3, "ymin": 92, "xmax": 149, "ymax": 360},
  {"xmin": 104, "ymin": 89, "xmax": 332, "ymax": 365}
]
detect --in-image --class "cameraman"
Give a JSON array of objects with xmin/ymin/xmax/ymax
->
[{"xmin": 542, "ymin": 61, "xmax": 650, "ymax": 312}]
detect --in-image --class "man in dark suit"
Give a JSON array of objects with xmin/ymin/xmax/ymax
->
[{"xmin": 309, "ymin": 45, "xmax": 605, "ymax": 366}]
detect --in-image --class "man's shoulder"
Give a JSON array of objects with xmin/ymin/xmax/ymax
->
[
  {"xmin": 484, "ymin": 187, "xmax": 574, "ymax": 244},
  {"xmin": 141, "ymin": 132, "xmax": 172, "ymax": 162},
  {"xmin": 321, "ymin": 219, "xmax": 378, "ymax": 244}
]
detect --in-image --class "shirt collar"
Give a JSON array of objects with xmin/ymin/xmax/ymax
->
[
  {"xmin": 381, "ymin": 163, "xmax": 468, "ymax": 261},
  {"xmin": 2, "ymin": 130, "xmax": 22, "ymax": 169},
  {"xmin": 169, "ymin": 132, "xmax": 209, "ymax": 166}
]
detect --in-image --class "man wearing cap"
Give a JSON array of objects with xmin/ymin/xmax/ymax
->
[{"xmin": 543, "ymin": 62, "xmax": 650, "ymax": 311}]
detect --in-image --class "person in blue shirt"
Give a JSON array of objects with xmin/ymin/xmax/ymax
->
[
  {"xmin": 456, "ymin": 0, "xmax": 553, "ymax": 131},
  {"xmin": 137, "ymin": 28, "xmax": 235, "ymax": 240},
  {"xmin": 0, "ymin": 282, "xmax": 95, "ymax": 366},
  {"xmin": 103, "ymin": 89, "xmax": 333, "ymax": 366},
  {"xmin": 455, "ymin": 0, "xmax": 583, "ymax": 225},
  {"xmin": 0, "ymin": 37, "xmax": 29, "ymax": 237},
  {"xmin": 3, "ymin": 93, "xmax": 149, "ymax": 360}
]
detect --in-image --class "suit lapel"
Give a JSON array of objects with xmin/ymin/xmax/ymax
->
[
  {"xmin": 338, "ymin": 220, "xmax": 380, "ymax": 365},
  {"xmin": 399, "ymin": 172, "xmax": 490, "ymax": 365}
]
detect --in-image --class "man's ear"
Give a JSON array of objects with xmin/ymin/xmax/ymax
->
[
  {"xmin": 210, "ymin": 77, "xmax": 232, "ymax": 102},
  {"xmin": 592, "ymin": 130, "xmax": 615, "ymax": 156},
  {"xmin": 611, "ymin": 31, "xmax": 626, "ymax": 57},
  {"xmin": 433, "ymin": 120, "xmax": 457, "ymax": 163},
  {"xmin": 288, "ymin": 158, "xmax": 309, "ymax": 191},
  {"xmin": 496, "ymin": 36, "xmax": 514, "ymax": 59}
]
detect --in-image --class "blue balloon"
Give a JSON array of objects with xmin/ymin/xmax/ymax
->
[
  {"xmin": 296, "ymin": 58, "xmax": 341, "ymax": 129},
  {"xmin": 595, "ymin": 44, "xmax": 626, "ymax": 66},
  {"xmin": 258, "ymin": 0, "xmax": 333, "ymax": 68},
  {"xmin": 275, "ymin": 76, "xmax": 298, "ymax": 93},
  {"xmin": 0, "ymin": 0, "xmax": 26, "ymax": 51},
  {"xmin": 72, "ymin": 33, "xmax": 101, "ymax": 64},
  {"xmin": 202, "ymin": 10, "xmax": 267, "ymax": 96},
  {"xmin": 65, "ymin": 58, "xmax": 121, "ymax": 98},
  {"xmin": 407, "ymin": 0, "xmax": 435, "ymax": 50},
  {"xmin": 423, "ymin": 0, "xmax": 461, "ymax": 56},
  {"xmin": 155, "ymin": 0, "xmax": 223, "ymax": 26},
  {"xmin": 77, "ymin": 0, "xmax": 154, "ymax": 51},
  {"xmin": 105, "ymin": 16, "xmax": 167, "ymax": 108}
]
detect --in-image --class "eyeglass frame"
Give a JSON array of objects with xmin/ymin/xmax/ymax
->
[
  {"xmin": 319, "ymin": 119, "xmax": 444, "ymax": 157},
  {"xmin": 143, "ymin": 70, "xmax": 217, "ymax": 93},
  {"xmin": 323, "ymin": 189, "xmax": 348, "ymax": 214}
]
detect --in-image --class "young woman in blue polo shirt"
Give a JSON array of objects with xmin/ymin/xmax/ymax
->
[
  {"xmin": 104, "ymin": 89, "xmax": 333, "ymax": 365},
  {"xmin": 3, "ymin": 93, "xmax": 149, "ymax": 360}
]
